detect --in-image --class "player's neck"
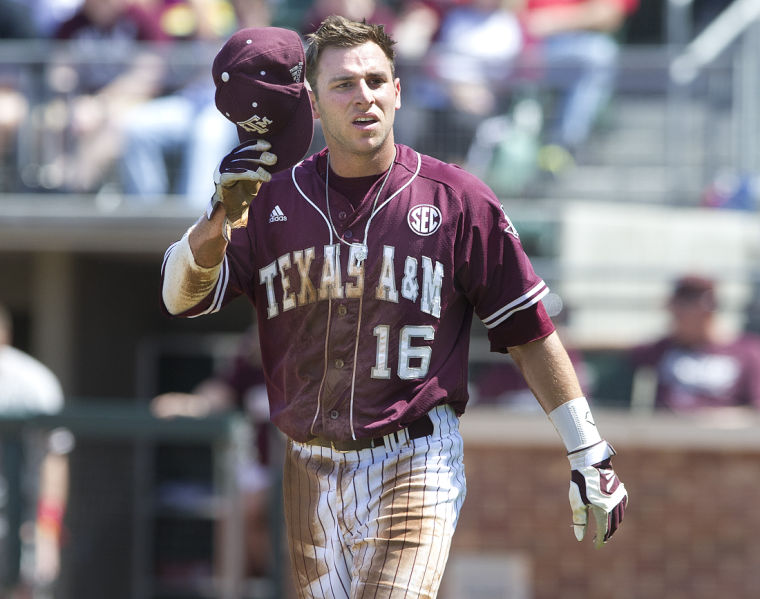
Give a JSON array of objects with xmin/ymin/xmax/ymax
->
[
  {"xmin": 326, "ymin": 140, "xmax": 396, "ymax": 178},
  {"xmin": 673, "ymin": 326, "xmax": 717, "ymax": 347}
]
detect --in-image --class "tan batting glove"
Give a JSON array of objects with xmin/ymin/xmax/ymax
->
[
  {"xmin": 568, "ymin": 441, "xmax": 628, "ymax": 548},
  {"xmin": 207, "ymin": 139, "xmax": 277, "ymax": 240}
]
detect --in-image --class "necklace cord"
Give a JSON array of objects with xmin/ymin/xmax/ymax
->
[{"xmin": 324, "ymin": 151, "xmax": 396, "ymax": 253}]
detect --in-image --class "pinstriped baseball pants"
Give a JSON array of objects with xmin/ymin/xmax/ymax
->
[{"xmin": 284, "ymin": 405, "xmax": 467, "ymax": 599}]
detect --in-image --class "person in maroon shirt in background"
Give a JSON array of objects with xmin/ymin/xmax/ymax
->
[
  {"xmin": 151, "ymin": 323, "xmax": 273, "ymax": 578},
  {"xmin": 628, "ymin": 275, "xmax": 760, "ymax": 412},
  {"xmin": 45, "ymin": 0, "xmax": 168, "ymax": 193}
]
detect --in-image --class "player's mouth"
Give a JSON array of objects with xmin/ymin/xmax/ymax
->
[{"xmin": 353, "ymin": 115, "xmax": 378, "ymax": 129}]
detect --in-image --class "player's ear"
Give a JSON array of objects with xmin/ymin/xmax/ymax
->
[
  {"xmin": 306, "ymin": 80, "xmax": 321, "ymax": 120},
  {"xmin": 394, "ymin": 77, "xmax": 401, "ymax": 110}
]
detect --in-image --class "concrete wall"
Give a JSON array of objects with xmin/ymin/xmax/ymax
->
[{"xmin": 441, "ymin": 407, "xmax": 760, "ymax": 599}]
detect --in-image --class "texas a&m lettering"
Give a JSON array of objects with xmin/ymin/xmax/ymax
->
[{"xmin": 258, "ymin": 244, "xmax": 444, "ymax": 319}]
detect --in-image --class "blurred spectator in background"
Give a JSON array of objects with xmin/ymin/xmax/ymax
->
[
  {"xmin": 0, "ymin": 0, "xmax": 38, "ymax": 192},
  {"xmin": 120, "ymin": 0, "xmax": 250, "ymax": 207},
  {"xmin": 134, "ymin": 0, "xmax": 236, "ymax": 39},
  {"xmin": 0, "ymin": 304, "xmax": 73, "ymax": 598},
  {"xmin": 300, "ymin": 0, "xmax": 398, "ymax": 35},
  {"xmin": 388, "ymin": 0, "xmax": 457, "ymax": 153},
  {"xmin": 26, "ymin": 0, "xmax": 83, "ymax": 38},
  {"xmin": 151, "ymin": 324, "xmax": 274, "ymax": 579},
  {"xmin": 392, "ymin": 0, "xmax": 638, "ymax": 183},
  {"xmin": 628, "ymin": 275, "xmax": 760, "ymax": 412},
  {"xmin": 392, "ymin": 0, "xmax": 450, "ymax": 62},
  {"xmin": 37, "ymin": 0, "xmax": 168, "ymax": 193},
  {"xmin": 0, "ymin": 303, "xmax": 64, "ymax": 440},
  {"xmin": 517, "ymin": 0, "xmax": 639, "ymax": 176},
  {"xmin": 400, "ymin": 0, "xmax": 523, "ymax": 164},
  {"xmin": 429, "ymin": 0, "xmax": 522, "ymax": 119}
]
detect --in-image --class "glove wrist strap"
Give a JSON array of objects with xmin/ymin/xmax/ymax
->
[
  {"xmin": 548, "ymin": 396, "xmax": 602, "ymax": 453},
  {"xmin": 568, "ymin": 440, "xmax": 614, "ymax": 469}
]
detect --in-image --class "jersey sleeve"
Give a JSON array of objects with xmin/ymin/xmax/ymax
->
[
  {"xmin": 159, "ymin": 227, "xmax": 257, "ymax": 318},
  {"xmin": 454, "ymin": 182, "xmax": 554, "ymax": 352}
]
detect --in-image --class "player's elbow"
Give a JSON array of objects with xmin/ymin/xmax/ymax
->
[{"xmin": 161, "ymin": 233, "xmax": 222, "ymax": 315}]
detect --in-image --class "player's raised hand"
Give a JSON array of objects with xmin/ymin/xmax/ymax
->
[
  {"xmin": 209, "ymin": 139, "xmax": 277, "ymax": 232},
  {"xmin": 567, "ymin": 440, "xmax": 628, "ymax": 548}
]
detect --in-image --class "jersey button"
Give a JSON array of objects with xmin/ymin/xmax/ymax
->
[
  {"xmin": 344, "ymin": 230, "xmax": 353, "ymax": 240},
  {"xmin": 338, "ymin": 211, "xmax": 347, "ymax": 220},
  {"xmin": 330, "ymin": 410, "xmax": 339, "ymax": 419},
  {"xmin": 337, "ymin": 304, "xmax": 347, "ymax": 317},
  {"xmin": 334, "ymin": 358, "xmax": 345, "ymax": 369}
]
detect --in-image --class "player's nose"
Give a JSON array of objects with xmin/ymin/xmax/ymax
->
[{"xmin": 354, "ymin": 79, "xmax": 374, "ymax": 105}]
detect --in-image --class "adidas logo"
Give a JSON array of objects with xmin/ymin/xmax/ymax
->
[{"xmin": 269, "ymin": 205, "xmax": 287, "ymax": 223}]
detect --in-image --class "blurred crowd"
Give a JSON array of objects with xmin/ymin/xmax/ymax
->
[{"xmin": 0, "ymin": 0, "xmax": 642, "ymax": 203}]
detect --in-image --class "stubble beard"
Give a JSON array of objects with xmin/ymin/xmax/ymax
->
[{"xmin": 324, "ymin": 119, "xmax": 396, "ymax": 174}]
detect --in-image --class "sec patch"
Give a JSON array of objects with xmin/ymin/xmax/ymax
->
[{"xmin": 407, "ymin": 204, "xmax": 442, "ymax": 236}]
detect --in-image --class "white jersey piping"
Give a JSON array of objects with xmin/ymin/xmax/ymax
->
[
  {"xmin": 190, "ymin": 256, "xmax": 229, "ymax": 317},
  {"xmin": 292, "ymin": 162, "xmax": 336, "ymax": 436},
  {"xmin": 481, "ymin": 280, "xmax": 549, "ymax": 329}
]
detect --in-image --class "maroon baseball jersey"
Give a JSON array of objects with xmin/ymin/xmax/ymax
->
[
  {"xmin": 162, "ymin": 144, "xmax": 554, "ymax": 442},
  {"xmin": 629, "ymin": 334, "xmax": 760, "ymax": 410}
]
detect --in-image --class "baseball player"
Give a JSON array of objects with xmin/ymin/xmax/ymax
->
[{"xmin": 160, "ymin": 18, "xmax": 628, "ymax": 598}]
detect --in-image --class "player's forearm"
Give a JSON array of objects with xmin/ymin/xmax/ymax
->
[
  {"xmin": 510, "ymin": 332, "xmax": 606, "ymax": 455},
  {"xmin": 189, "ymin": 207, "xmax": 229, "ymax": 267},
  {"xmin": 507, "ymin": 331, "xmax": 584, "ymax": 413}
]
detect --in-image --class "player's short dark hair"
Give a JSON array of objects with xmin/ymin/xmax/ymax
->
[
  {"xmin": 668, "ymin": 275, "xmax": 717, "ymax": 310},
  {"xmin": 305, "ymin": 15, "xmax": 396, "ymax": 93}
]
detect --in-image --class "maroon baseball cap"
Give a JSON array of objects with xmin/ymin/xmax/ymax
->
[
  {"xmin": 212, "ymin": 27, "xmax": 314, "ymax": 172},
  {"xmin": 669, "ymin": 275, "xmax": 717, "ymax": 310}
]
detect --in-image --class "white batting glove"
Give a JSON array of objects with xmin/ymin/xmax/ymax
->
[
  {"xmin": 567, "ymin": 440, "xmax": 628, "ymax": 548},
  {"xmin": 207, "ymin": 139, "xmax": 277, "ymax": 238}
]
